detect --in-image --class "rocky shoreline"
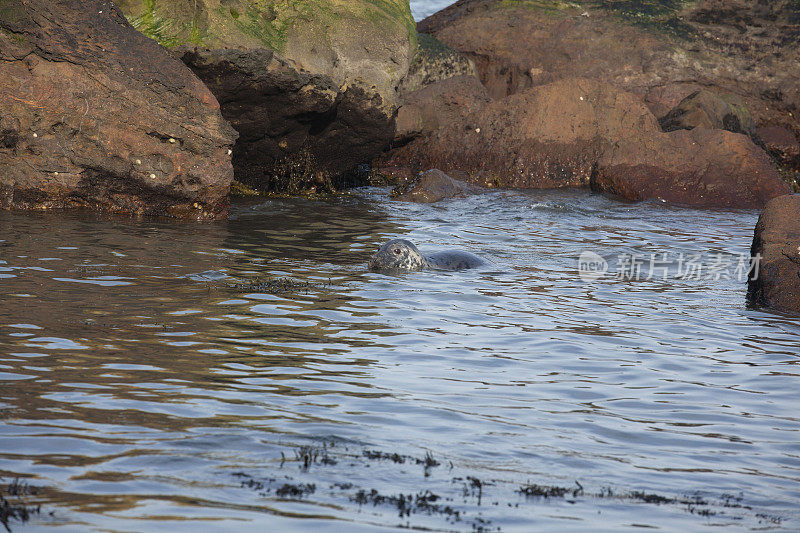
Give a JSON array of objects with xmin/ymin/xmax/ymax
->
[{"xmin": 0, "ymin": 0, "xmax": 798, "ymax": 312}]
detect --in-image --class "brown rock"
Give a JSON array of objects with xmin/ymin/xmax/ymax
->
[
  {"xmin": 392, "ymin": 169, "xmax": 478, "ymax": 203},
  {"xmin": 419, "ymin": 0, "xmax": 800, "ymax": 134},
  {"xmin": 0, "ymin": 0, "xmax": 236, "ymax": 219},
  {"xmin": 593, "ymin": 128, "xmax": 791, "ymax": 208},
  {"xmin": 394, "ymin": 75, "xmax": 490, "ymax": 143},
  {"xmin": 758, "ymin": 126, "xmax": 800, "ymax": 169},
  {"xmin": 382, "ymin": 77, "xmax": 659, "ymax": 189},
  {"xmin": 659, "ymin": 90, "xmax": 759, "ymax": 141},
  {"xmin": 372, "ymin": 166, "xmax": 416, "ymax": 186},
  {"xmin": 383, "ymin": 75, "xmax": 788, "ymax": 207},
  {"xmin": 748, "ymin": 194, "xmax": 800, "ymax": 314},
  {"xmin": 394, "ymin": 105, "xmax": 426, "ymax": 144}
]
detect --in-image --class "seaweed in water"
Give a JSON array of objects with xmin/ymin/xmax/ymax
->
[
  {"xmin": 295, "ymin": 444, "xmax": 338, "ymax": 470},
  {"xmin": 0, "ymin": 479, "xmax": 42, "ymax": 533},
  {"xmin": 352, "ymin": 488, "xmax": 462, "ymax": 522},
  {"xmin": 518, "ymin": 480, "xmax": 584, "ymax": 499},
  {"xmin": 230, "ymin": 276, "xmax": 333, "ymax": 295},
  {"xmin": 417, "ymin": 451, "xmax": 441, "ymax": 477},
  {"xmin": 362, "ymin": 449, "xmax": 441, "ymax": 475},
  {"xmin": 232, "ymin": 447, "xmax": 788, "ymax": 529},
  {"xmin": 628, "ymin": 490, "xmax": 677, "ymax": 504},
  {"xmin": 363, "ymin": 450, "xmax": 407, "ymax": 463},
  {"xmin": 270, "ymin": 147, "xmax": 335, "ymax": 196},
  {"xmin": 275, "ymin": 483, "xmax": 317, "ymax": 498}
]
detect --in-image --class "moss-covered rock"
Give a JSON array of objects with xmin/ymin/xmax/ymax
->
[
  {"xmin": 118, "ymin": 0, "xmax": 417, "ymax": 192},
  {"xmin": 399, "ymin": 33, "xmax": 477, "ymax": 95},
  {"xmin": 119, "ymin": 0, "xmax": 415, "ymax": 110}
]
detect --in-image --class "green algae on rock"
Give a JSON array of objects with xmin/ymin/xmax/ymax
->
[
  {"xmin": 582, "ymin": 0, "xmax": 694, "ymax": 38},
  {"xmin": 119, "ymin": 0, "xmax": 416, "ymax": 109},
  {"xmin": 399, "ymin": 33, "xmax": 477, "ymax": 95},
  {"xmin": 121, "ymin": 0, "xmax": 417, "ymax": 51},
  {"xmin": 119, "ymin": 0, "xmax": 417, "ymax": 193}
]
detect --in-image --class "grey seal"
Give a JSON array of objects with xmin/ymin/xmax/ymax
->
[{"xmin": 368, "ymin": 239, "xmax": 485, "ymax": 272}]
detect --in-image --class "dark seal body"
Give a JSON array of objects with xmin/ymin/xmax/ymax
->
[{"xmin": 368, "ymin": 239, "xmax": 485, "ymax": 272}]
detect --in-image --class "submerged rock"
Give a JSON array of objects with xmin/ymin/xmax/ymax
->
[
  {"xmin": 118, "ymin": 0, "xmax": 417, "ymax": 192},
  {"xmin": 0, "ymin": 0, "xmax": 236, "ymax": 219},
  {"xmin": 392, "ymin": 169, "xmax": 478, "ymax": 203},
  {"xmin": 748, "ymin": 194, "xmax": 800, "ymax": 314}
]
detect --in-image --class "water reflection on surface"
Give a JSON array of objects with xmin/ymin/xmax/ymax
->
[{"xmin": 1, "ymin": 189, "xmax": 799, "ymax": 531}]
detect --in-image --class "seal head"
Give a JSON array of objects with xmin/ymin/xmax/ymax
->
[{"xmin": 368, "ymin": 239, "xmax": 427, "ymax": 271}]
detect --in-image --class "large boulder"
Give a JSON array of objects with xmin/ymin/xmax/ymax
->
[
  {"xmin": 380, "ymin": 76, "xmax": 790, "ymax": 207},
  {"xmin": 748, "ymin": 194, "xmax": 800, "ymax": 314},
  {"xmin": 0, "ymin": 0, "xmax": 236, "ymax": 219},
  {"xmin": 658, "ymin": 90, "xmax": 759, "ymax": 142},
  {"xmin": 758, "ymin": 126, "xmax": 800, "ymax": 170},
  {"xmin": 592, "ymin": 128, "xmax": 791, "ymax": 208},
  {"xmin": 419, "ymin": 0, "xmax": 800, "ymax": 134},
  {"xmin": 118, "ymin": 0, "xmax": 417, "ymax": 192},
  {"xmin": 381, "ymin": 77, "xmax": 661, "ymax": 189},
  {"xmin": 393, "ymin": 75, "xmax": 490, "ymax": 143}
]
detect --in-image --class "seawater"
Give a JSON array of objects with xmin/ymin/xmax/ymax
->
[
  {"xmin": 411, "ymin": 0, "xmax": 454, "ymax": 20},
  {"xmin": 1, "ymin": 188, "xmax": 798, "ymax": 531}
]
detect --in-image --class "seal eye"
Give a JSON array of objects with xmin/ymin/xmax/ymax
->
[{"xmin": 393, "ymin": 249, "xmax": 401, "ymax": 255}]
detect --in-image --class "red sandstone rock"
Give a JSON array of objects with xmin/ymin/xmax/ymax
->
[
  {"xmin": 0, "ymin": 0, "xmax": 236, "ymax": 219},
  {"xmin": 394, "ymin": 75, "xmax": 490, "ymax": 143},
  {"xmin": 593, "ymin": 128, "xmax": 791, "ymax": 208},
  {"xmin": 392, "ymin": 169, "xmax": 479, "ymax": 203},
  {"xmin": 382, "ymin": 78, "xmax": 659, "ymax": 189},
  {"xmin": 748, "ymin": 194, "xmax": 800, "ymax": 314},
  {"xmin": 658, "ymin": 90, "xmax": 759, "ymax": 141},
  {"xmin": 419, "ymin": 0, "xmax": 799, "ymax": 134},
  {"xmin": 757, "ymin": 126, "xmax": 800, "ymax": 170},
  {"xmin": 381, "ymin": 76, "xmax": 789, "ymax": 208}
]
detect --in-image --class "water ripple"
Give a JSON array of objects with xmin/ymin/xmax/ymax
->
[{"xmin": 0, "ymin": 190, "xmax": 798, "ymax": 531}]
